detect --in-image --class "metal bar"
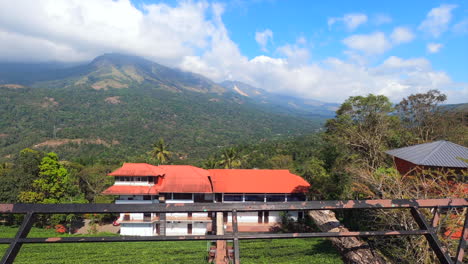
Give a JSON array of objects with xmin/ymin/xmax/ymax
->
[
  {"xmin": 410, "ymin": 207, "xmax": 453, "ymax": 264},
  {"xmin": 455, "ymin": 211, "xmax": 468, "ymax": 264},
  {"xmin": 1, "ymin": 212, "xmax": 34, "ymax": 264},
  {"xmin": 431, "ymin": 207, "xmax": 441, "ymax": 228},
  {"xmin": 232, "ymin": 209, "xmax": 240, "ymax": 264},
  {"xmin": 1, "ymin": 199, "xmax": 467, "ymax": 214},
  {"xmin": 0, "ymin": 230, "xmax": 435, "ymax": 245}
]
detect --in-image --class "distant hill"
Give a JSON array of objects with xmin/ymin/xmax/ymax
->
[
  {"xmin": 220, "ymin": 80, "xmax": 338, "ymax": 118},
  {"xmin": 0, "ymin": 54, "xmax": 327, "ymax": 163}
]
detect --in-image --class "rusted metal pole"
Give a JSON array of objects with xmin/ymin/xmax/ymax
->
[
  {"xmin": 215, "ymin": 212, "xmax": 227, "ymax": 264},
  {"xmin": 431, "ymin": 207, "xmax": 440, "ymax": 228},
  {"xmin": 410, "ymin": 207, "xmax": 453, "ymax": 264},
  {"xmin": 455, "ymin": 212, "xmax": 468, "ymax": 264},
  {"xmin": 232, "ymin": 209, "xmax": 240, "ymax": 264},
  {"xmin": 1, "ymin": 212, "xmax": 34, "ymax": 264}
]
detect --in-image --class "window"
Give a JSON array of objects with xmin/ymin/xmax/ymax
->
[
  {"xmin": 287, "ymin": 194, "xmax": 306, "ymax": 201},
  {"xmin": 223, "ymin": 194, "xmax": 242, "ymax": 202},
  {"xmin": 143, "ymin": 195, "xmax": 151, "ymax": 200},
  {"xmin": 245, "ymin": 194, "xmax": 264, "ymax": 202},
  {"xmin": 173, "ymin": 193, "xmax": 192, "ymax": 200},
  {"xmin": 148, "ymin": 177, "xmax": 155, "ymax": 183},
  {"xmin": 266, "ymin": 195, "xmax": 285, "ymax": 202}
]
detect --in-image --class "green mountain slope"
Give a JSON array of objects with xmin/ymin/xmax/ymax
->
[{"xmin": 0, "ymin": 54, "xmax": 323, "ymax": 163}]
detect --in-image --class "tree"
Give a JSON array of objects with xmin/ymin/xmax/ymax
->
[
  {"xmin": 0, "ymin": 148, "xmax": 44, "ymax": 203},
  {"xmin": 325, "ymin": 94, "xmax": 400, "ymax": 169},
  {"xmin": 149, "ymin": 138, "xmax": 172, "ymax": 165},
  {"xmin": 396, "ymin": 89, "xmax": 447, "ymax": 143},
  {"xmin": 18, "ymin": 152, "xmax": 72, "ymax": 203},
  {"xmin": 219, "ymin": 147, "xmax": 244, "ymax": 169}
]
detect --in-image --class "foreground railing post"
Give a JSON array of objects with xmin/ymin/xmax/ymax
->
[
  {"xmin": 455, "ymin": 212, "xmax": 468, "ymax": 264},
  {"xmin": 1, "ymin": 212, "xmax": 34, "ymax": 264},
  {"xmin": 410, "ymin": 207, "xmax": 453, "ymax": 264},
  {"xmin": 232, "ymin": 209, "xmax": 240, "ymax": 264}
]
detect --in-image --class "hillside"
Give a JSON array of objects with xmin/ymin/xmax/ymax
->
[
  {"xmin": 221, "ymin": 80, "xmax": 338, "ymax": 118},
  {"xmin": 0, "ymin": 54, "xmax": 325, "ymax": 163}
]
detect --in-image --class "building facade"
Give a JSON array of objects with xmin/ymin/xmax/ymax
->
[{"xmin": 102, "ymin": 163, "xmax": 310, "ymax": 236}]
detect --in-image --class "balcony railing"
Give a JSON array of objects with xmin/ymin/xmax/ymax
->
[{"xmin": 0, "ymin": 198, "xmax": 467, "ymax": 264}]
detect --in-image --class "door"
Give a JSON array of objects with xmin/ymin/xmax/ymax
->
[
  {"xmin": 188, "ymin": 224, "xmax": 193, "ymax": 235},
  {"xmin": 258, "ymin": 211, "xmax": 263, "ymax": 223},
  {"xmin": 264, "ymin": 211, "xmax": 269, "ymax": 224}
]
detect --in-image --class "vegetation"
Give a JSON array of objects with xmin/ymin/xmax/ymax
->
[
  {"xmin": 0, "ymin": 87, "xmax": 466, "ymax": 263},
  {"xmin": 0, "ymin": 226, "xmax": 341, "ymax": 264}
]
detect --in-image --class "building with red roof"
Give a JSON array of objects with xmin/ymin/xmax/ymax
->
[{"xmin": 102, "ymin": 163, "xmax": 310, "ymax": 236}]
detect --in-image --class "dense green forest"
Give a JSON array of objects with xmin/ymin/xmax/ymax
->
[
  {"xmin": 0, "ymin": 85, "xmax": 466, "ymax": 263},
  {"xmin": 0, "ymin": 54, "xmax": 326, "ymax": 163}
]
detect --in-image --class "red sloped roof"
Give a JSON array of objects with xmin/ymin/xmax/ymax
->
[
  {"xmin": 158, "ymin": 165, "xmax": 212, "ymax": 193},
  {"xmin": 102, "ymin": 185, "xmax": 160, "ymax": 195},
  {"xmin": 208, "ymin": 169, "xmax": 310, "ymax": 193},
  {"xmin": 108, "ymin": 163, "xmax": 164, "ymax": 177}
]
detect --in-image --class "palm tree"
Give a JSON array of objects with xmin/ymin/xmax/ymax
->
[
  {"xmin": 202, "ymin": 157, "xmax": 219, "ymax": 169},
  {"xmin": 150, "ymin": 138, "xmax": 172, "ymax": 165},
  {"xmin": 219, "ymin": 147, "xmax": 243, "ymax": 169}
]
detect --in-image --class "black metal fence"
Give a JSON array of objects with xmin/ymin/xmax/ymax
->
[{"xmin": 0, "ymin": 198, "xmax": 467, "ymax": 264}]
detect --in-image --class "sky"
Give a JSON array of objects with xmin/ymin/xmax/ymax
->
[{"xmin": 0, "ymin": 0, "xmax": 467, "ymax": 103}]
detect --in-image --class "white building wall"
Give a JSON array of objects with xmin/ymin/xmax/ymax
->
[
  {"xmin": 193, "ymin": 223, "xmax": 207, "ymax": 235},
  {"xmin": 120, "ymin": 223, "xmax": 154, "ymax": 236},
  {"xmin": 166, "ymin": 223, "xmax": 188, "ymax": 235}
]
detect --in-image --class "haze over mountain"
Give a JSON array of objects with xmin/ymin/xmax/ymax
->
[{"xmin": 0, "ymin": 53, "xmax": 330, "ymax": 162}]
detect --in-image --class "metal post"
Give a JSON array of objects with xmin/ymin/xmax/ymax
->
[
  {"xmin": 159, "ymin": 212, "xmax": 166, "ymax": 236},
  {"xmin": 431, "ymin": 207, "xmax": 440, "ymax": 228},
  {"xmin": 232, "ymin": 209, "xmax": 240, "ymax": 264},
  {"xmin": 410, "ymin": 207, "xmax": 453, "ymax": 264},
  {"xmin": 455, "ymin": 211, "xmax": 468, "ymax": 264},
  {"xmin": 1, "ymin": 212, "xmax": 34, "ymax": 264}
]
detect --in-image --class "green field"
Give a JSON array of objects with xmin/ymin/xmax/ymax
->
[{"xmin": 0, "ymin": 226, "xmax": 342, "ymax": 263}]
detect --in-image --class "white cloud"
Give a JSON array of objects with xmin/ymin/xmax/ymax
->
[
  {"xmin": 390, "ymin": 27, "xmax": 415, "ymax": 44},
  {"xmin": 0, "ymin": 0, "xmax": 466, "ymax": 104},
  {"xmin": 343, "ymin": 32, "xmax": 391, "ymax": 55},
  {"xmin": 427, "ymin": 43, "xmax": 443, "ymax": 53},
  {"xmin": 255, "ymin": 29, "xmax": 273, "ymax": 52},
  {"xmin": 453, "ymin": 18, "xmax": 468, "ymax": 34},
  {"xmin": 419, "ymin": 4, "xmax": 457, "ymax": 37},
  {"xmin": 328, "ymin": 13, "xmax": 368, "ymax": 31},
  {"xmin": 374, "ymin": 14, "xmax": 392, "ymax": 25}
]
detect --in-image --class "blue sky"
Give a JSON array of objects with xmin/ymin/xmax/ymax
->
[{"xmin": 0, "ymin": 0, "xmax": 466, "ymax": 103}]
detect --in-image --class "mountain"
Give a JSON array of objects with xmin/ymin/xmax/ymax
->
[
  {"xmin": 220, "ymin": 80, "xmax": 338, "ymax": 118},
  {"xmin": 0, "ymin": 54, "xmax": 325, "ymax": 163}
]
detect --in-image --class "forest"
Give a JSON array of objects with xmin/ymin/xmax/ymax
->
[{"xmin": 0, "ymin": 89, "xmax": 467, "ymax": 264}]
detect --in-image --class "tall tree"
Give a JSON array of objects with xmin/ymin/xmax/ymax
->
[
  {"xmin": 18, "ymin": 152, "xmax": 76, "ymax": 203},
  {"xmin": 396, "ymin": 89, "xmax": 447, "ymax": 143},
  {"xmin": 325, "ymin": 94, "xmax": 400, "ymax": 169},
  {"xmin": 219, "ymin": 147, "xmax": 243, "ymax": 169},
  {"xmin": 149, "ymin": 138, "xmax": 172, "ymax": 165}
]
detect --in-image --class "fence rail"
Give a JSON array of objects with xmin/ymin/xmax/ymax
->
[{"xmin": 0, "ymin": 198, "xmax": 467, "ymax": 264}]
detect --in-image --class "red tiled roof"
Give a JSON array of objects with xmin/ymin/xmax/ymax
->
[
  {"xmin": 208, "ymin": 169, "xmax": 310, "ymax": 193},
  {"xmin": 108, "ymin": 163, "xmax": 164, "ymax": 177},
  {"xmin": 158, "ymin": 165, "xmax": 212, "ymax": 193},
  {"xmin": 102, "ymin": 185, "xmax": 160, "ymax": 195}
]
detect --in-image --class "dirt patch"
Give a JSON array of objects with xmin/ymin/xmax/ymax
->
[
  {"xmin": 40, "ymin": 97, "xmax": 59, "ymax": 108},
  {"xmin": 105, "ymin": 96, "xmax": 121, "ymax": 104},
  {"xmin": 33, "ymin": 138, "xmax": 120, "ymax": 148},
  {"xmin": 0, "ymin": 134, "xmax": 7, "ymax": 138},
  {"xmin": 91, "ymin": 79, "xmax": 128, "ymax": 90},
  {"xmin": 209, "ymin": 98, "xmax": 220, "ymax": 102},
  {"xmin": 0, "ymin": 84, "xmax": 25, "ymax": 89}
]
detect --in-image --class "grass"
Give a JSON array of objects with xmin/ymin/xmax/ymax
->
[{"xmin": 0, "ymin": 226, "xmax": 342, "ymax": 263}]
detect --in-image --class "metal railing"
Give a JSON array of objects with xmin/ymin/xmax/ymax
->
[{"xmin": 0, "ymin": 198, "xmax": 467, "ymax": 264}]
